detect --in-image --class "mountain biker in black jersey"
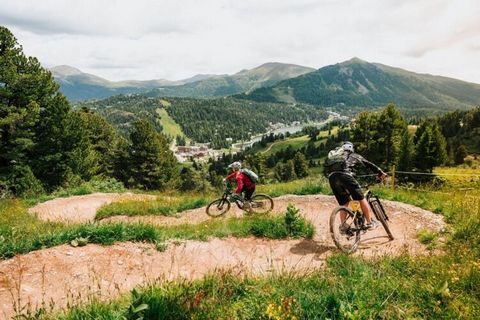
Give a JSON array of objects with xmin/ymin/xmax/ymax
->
[{"xmin": 326, "ymin": 141, "xmax": 387, "ymax": 231}]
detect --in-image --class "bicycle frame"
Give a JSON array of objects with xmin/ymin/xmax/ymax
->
[
  {"xmin": 346, "ymin": 182, "xmax": 390, "ymax": 230},
  {"xmin": 220, "ymin": 187, "xmax": 246, "ymax": 209}
]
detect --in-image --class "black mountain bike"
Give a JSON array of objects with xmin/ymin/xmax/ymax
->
[
  {"xmin": 206, "ymin": 184, "xmax": 274, "ymax": 217},
  {"xmin": 330, "ymin": 180, "xmax": 394, "ymax": 253}
]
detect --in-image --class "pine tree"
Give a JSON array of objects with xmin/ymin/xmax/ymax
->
[
  {"xmin": 179, "ymin": 166, "xmax": 198, "ymax": 191},
  {"xmin": 414, "ymin": 122, "xmax": 448, "ymax": 172},
  {"xmin": 245, "ymin": 154, "xmax": 267, "ymax": 181},
  {"xmin": 78, "ymin": 108, "xmax": 119, "ymax": 176},
  {"xmin": 454, "ymin": 145, "xmax": 468, "ymax": 165},
  {"xmin": 293, "ymin": 152, "xmax": 309, "ymax": 178},
  {"xmin": 379, "ymin": 104, "xmax": 407, "ymax": 167},
  {"xmin": 0, "ymin": 27, "xmax": 95, "ymax": 193},
  {"xmin": 351, "ymin": 104, "xmax": 407, "ymax": 168},
  {"xmin": 127, "ymin": 119, "xmax": 177, "ymax": 189},
  {"xmin": 397, "ymin": 129, "xmax": 414, "ymax": 171}
]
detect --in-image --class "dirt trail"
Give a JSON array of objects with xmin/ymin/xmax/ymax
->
[
  {"xmin": 29, "ymin": 192, "xmax": 157, "ymax": 223},
  {"xmin": 1, "ymin": 194, "xmax": 445, "ymax": 318}
]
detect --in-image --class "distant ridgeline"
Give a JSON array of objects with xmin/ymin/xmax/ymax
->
[
  {"xmin": 236, "ymin": 58, "xmax": 480, "ymax": 116},
  {"xmin": 75, "ymin": 95, "xmax": 329, "ymax": 148},
  {"xmin": 52, "ymin": 62, "xmax": 315, "ymax": 101}
]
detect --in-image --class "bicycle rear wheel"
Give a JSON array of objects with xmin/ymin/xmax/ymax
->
[
  {"xmin": 369, "ymin": 197, "xmax": 394, "ymax": 240},
  {"xmin": 206, "ymin": 198, "xmax": 231, "ymax": 217},
  {"xmin": 330, "ymin": 206, "xmax": 362, "ymax": 253},
  {"xmin": 249, "ymin": 194, "xmax": 274, "ymax": 214}
]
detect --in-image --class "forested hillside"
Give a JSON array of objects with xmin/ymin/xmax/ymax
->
[
  {"xmin": 238, "ymin": 58, "xmax": 480, "ymax": 114},
  {"xmin": 77, "ymin": 95, "xmax": 329, "ymax": 148},
  {"xmin": 0, "ymin": 27, "xmax": 177, "ymax": 196}
]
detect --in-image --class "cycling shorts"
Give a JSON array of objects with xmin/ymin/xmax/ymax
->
[{"xmin": 328, "ymin": 172, "xmax": 364, "ymax": 205}]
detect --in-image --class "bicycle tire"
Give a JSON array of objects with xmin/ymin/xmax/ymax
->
[
  {"xmin": 370, "ymin": 198, "xmax": 394, "ymax": 240},
  {"xmin": 330, "ymin": 206, "xmax": 361, "ymax": 253},
  {"xmin": 206, "ymin": 198, "xmax": 231, "ymax": 217},
  {"xmin": 249, "ymin": 194, "xmax": 274, "ymax": 214}
]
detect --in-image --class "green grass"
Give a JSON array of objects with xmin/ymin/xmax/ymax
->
[
  {"xmin": 257, "ymin": 176, "xmax": 331, "ymax": 197},
  {"xmin": 50, "ymin": 252, "xmax": 480, "ymax": 319},
  {"xmin": 257, "ymin": 126, "xmax": 339, "ymax": 156},
  {"xmin": 0, "ymin": 200, "xmax": 313, "ymax": 259},
  {"xmin": 156, "ymin": 108, "xmax": 186, "ymax": 139},
  {"xmin": 95, "ymin": 195, "xmax": 210, "ymax": 220},
  {"xmin": 6, "ymin": 172, "xmax": 480, "ymax": 318},
  {"xmin": 417, "ymin": 229, "xmax": 438, "ymax": 245},
  {"xmin": 35, "ymin": 174, "xmax": 480, "ymax": 319},
  {"xmin": 434, "ymin": 166, "xmax": 480, "ymax": 189},
  {"xmin": 262, "ymin": 135, "xmax": 310, "ymax": 155},
  {"xmin": 22, "ymin": 177, "xmax": 126, "ymax": 207}
]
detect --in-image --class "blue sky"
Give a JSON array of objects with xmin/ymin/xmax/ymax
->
[{"xmin": 1, "ymin": 0, "xmax": 479, "ymax": 83}]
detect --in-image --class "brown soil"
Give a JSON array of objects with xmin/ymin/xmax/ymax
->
[
  {"xmin": 28, "ymin": 192, "xmax": 157, "ymax": 223},
  {"xmin": 1, "ymin": 194, "xmax": 445, "ymax": 318}
]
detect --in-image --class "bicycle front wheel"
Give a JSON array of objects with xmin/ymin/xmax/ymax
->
[
  {"xmin": 330, "ymin": 206, "xmax": 362, "ymax": 253},
  {"xmin": 249, "ymin": 194, "xmax": 274, "ymax": 214},
  {"xmin": 206, "ymin": 198, "xmax": 231, "ymax": 217},
  {"xmin": 370, "ymin": 197, "xmax": 394, "ymax": 240}
]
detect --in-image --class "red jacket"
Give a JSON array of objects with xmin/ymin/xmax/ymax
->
[{"xmin": 225, "ymin": 171, "xmax": 255, "ymax": 194}]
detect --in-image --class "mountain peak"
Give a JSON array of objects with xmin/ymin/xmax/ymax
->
[
  {"xmin": 341, "ymin": 57, "xmax": 368, "ymax": 65},
  {"xmin": 240, "ymin": 59, "xmax": 480, "ymax": 109},
  {"xmin": 50, "ymin": 65, "xmax": 83, "ymax": 76}
]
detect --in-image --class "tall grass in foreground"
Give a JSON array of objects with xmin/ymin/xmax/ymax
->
[{"xmin": 52, "ymin": 252, "xmax": 480, "ymax": 319}]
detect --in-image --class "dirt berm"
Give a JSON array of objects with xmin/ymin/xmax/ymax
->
[{"xmin": 0, "ymin": 193, "xmax": 445, "ymax": 318}]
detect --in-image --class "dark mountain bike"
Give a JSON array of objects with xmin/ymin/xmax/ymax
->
[
  {"xmin": 330, "ymin": 179, "xmax": 394, "ymax": 253},
  {"xmin": 206, "ymin": 183, "xmax": 274, "ymax": 217}
]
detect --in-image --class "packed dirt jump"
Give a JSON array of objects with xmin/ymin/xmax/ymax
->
[{"xmin": 1, "ymin": 193, "xmax": 445, "ymax": 318}]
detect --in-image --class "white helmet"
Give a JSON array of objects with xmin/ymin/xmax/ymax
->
[
  {"xmin": 228, "ymin": 161, "xmax": 242, "ymax": 170},
  {"xmin": 342, "ymin": 141, "xmax": 354, "ymax": 153}
]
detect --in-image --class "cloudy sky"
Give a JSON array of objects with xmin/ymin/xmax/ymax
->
[{"xmin": 1, "ymin": 0, "xmax": 479, "ymax": 83}]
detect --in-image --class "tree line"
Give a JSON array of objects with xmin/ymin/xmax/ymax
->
[{"xmin": 0, "ymin": 27, "xmax": 177, "ymax": 196}]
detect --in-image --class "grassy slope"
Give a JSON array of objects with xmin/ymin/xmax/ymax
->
[
  {"xmin": 156, "ymin": 108, "xmax": 186, "ymax": 139},
  {"xmin": 259, "ymin": 126, "xmax": 339, "ymax": 156}
]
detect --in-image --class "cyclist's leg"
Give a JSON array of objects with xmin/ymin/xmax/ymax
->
[
  {"xmin": 329, "ymin": 174, "xmax": 350, "ymax": 223},
  {"xmin": 342, "ymin": 175, "xmax": 374, "ymax": 224},
  {"xmin": 359, "ymin": 199, "xmax": 374, "ymax": 223},
  {"xmin": 244, "ymin": 186, "xmax": 255, "ymax": 201}
]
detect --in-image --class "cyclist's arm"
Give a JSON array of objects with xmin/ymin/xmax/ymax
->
[
  {"xmin": 235, "ymin": 175, "xmax": 243, "ymax": 194},
  {"xmin": 356, "ymin": 154, "xmax": 385, "ymax": 176},
  {"xmin": 225, "ymin": 172, "xmax": 236, "ymax": 181}
]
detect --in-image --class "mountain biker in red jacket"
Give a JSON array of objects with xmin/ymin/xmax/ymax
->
[{"xmin": 224, "ymin": 161, "xmax": 256, "ymax": 207}]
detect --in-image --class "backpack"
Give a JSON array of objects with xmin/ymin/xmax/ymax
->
[
  {"xmin": 323, "ymin": 147, "xmax": 348, "ymax": 177},
  {"xmin": 241, "ymin": 168, "xmax": 259, "ymax": 183}
]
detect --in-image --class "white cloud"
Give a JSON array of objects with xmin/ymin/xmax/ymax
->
[{"xmin": 1, "ymin": 0, "xmax": 479, "ymax": 83}]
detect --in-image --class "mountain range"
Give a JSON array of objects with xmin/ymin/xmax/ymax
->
[
  {"xmin": 145, "ymin": 62, "xmax": 315, "ymax": 98},
  {"xmin": 237, "ymin": 58, "xmax": 480, "ymax": 110},
  {"xmin": 50, "ymin": 63, "xmax": 314, "ymax": 100},
  {"xmin": 52, "ymin": 59, "xmax": 480, "ymax": 112}
]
